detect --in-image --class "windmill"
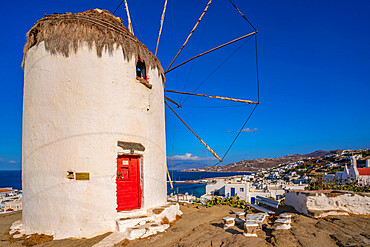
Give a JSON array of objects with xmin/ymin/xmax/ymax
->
[{"xmin": 20, "ymin": 0, "xmax": 260, "ymax": 240}]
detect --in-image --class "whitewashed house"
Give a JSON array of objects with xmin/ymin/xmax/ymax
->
[
  {"xmin": 323, "ymin": 157, "xmax": 370, "ymax": 185},
  {"xmin": 0, "ymin": 188, "xmax": 17, "ymax": 198},
  {"xmin": 206, "ymin": 181, "xmax": 285, "ymax": 203},
  {"xmin": 348, "ymin": 157, "xmax": 370, "ymax": 185}
]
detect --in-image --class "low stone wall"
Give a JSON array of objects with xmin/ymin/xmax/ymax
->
[{"xmin": 285, "ymin": 190, "xmax": 370, "ymax": 218}]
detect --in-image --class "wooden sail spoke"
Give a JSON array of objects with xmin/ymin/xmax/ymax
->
[
  {"xmin": 165, "ymin": 89, "xmax": 259, "ymax": 104},
  {"xmin": 124, "ymin": 0, "xmax": 134, "ymax": 35},
  {"xmin": 164, "ymin": 96, "xmax": 182, "ymax": 108},
  {"xmin": 165, "ymin": 101, "xmax": 222, "ymax": 162},
  {"xmin": 155, "ymin": 0, "xmax": 168, "ymax": 56},
  {"xmin": 165, "ymin": 0, "xmax": 213, "ymax": 72},
  {"xmin": 165, "ymin": 31, "xmax": 257, "ymax": 74},
  {"xmin": 167, "ymin": 167, "xmax": 173, "ymax": 189}
]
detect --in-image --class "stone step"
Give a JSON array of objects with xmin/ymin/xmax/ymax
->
[
  {"xmin": 126, "ymin": 222, "xmax": 170, "ymax": 240},
  {"xmin": 116, "ymin": 208, "xmax": 148, "ymax": 219},
  {"xmin": 148, "ymin": 202, "xmax": 182, "ymax": 223},
  {"xmin": 113, "ymin": 203, "xmax": 182, "ymax": 240},
  {"xmin": 116, "ymin": 215, "xmax": 154, "ymax": 232},
  {"xmin": 126, "ymin": 226, "xmax": 146, "ymax": 240}
]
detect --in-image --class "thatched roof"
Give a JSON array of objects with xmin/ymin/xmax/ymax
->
[{"xmin": 22, "ymin": 9, "xmax": 164, "ymax": 78}]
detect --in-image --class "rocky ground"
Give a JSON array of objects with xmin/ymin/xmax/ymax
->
[
  {"xmin": 0, "ymin": 212, "xmax": 109, "ymax": 247},
  {"xmin": 1, "ymin": 205, "xmax": 369, "ymax": 247}
]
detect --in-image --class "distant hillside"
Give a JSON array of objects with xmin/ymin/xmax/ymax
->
[
  {"xmin": 301, "ymin": 150, "xmax": 342, "ymax": 158},
  {"xmin": 167, "ymin": 161, "xmax": 211, "ymax": 170},
  {"xmin": 182, "ymin": 149, "xmax": 343, "ymax": 172}
]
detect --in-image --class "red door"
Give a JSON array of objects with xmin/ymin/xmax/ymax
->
[{"xmin": 116, "ymin": 155, "xmax": 141, "ymax": 211}]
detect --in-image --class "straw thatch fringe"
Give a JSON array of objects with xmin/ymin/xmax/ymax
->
[{"xmin": 22, "ymin": 9, "xmax": 164, "ymax": 78}]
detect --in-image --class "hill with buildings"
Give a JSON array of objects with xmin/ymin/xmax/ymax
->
[{"xmin": 182, "ymin": 149, "xmax": 346, "ymax": 172}]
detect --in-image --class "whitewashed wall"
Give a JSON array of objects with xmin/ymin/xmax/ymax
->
[
  {"xmin": 225, "ymin": 183, "xmax": 248, "ymax": 200},
  {"xmin": 205, "ymin": 181, "xmax": 226, "ymax": 195},
  {"xmin": 285, "ymin": 190, "xmax": 370, "ymax": 217},
  {"xmin": 22, "ymin": 42, "xmax": 167, "ymax": 239}
]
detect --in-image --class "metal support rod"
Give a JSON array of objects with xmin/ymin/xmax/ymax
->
[
  {"xmin": 167, "ymin": 167, "xmax": 173, "ymax": 189},
  {"xmin": 124, "ymin": 0, "xmax": 134, "ymax": 35},
  {"xmin": 228, "ymin": 0, "xmax": 257, "ymax": 31},
  {"xmin": 164, "ymin": 96, "xmax": 182, "ymax": 108},
  {"xmin": 165, "ymin": 0, "xmax": 213, "ymax": 72},
  {"xmin": 165, "ymin": 101, "xmax": 222, "ymax": 162},
  {"xmin": 155, "ymin": 0, "xmax": 168, "ymax": 56},
  {"xmin": 165, "ymin": 89, "xmax": 259, "ymax": 104},
  {"xmin": 165, "ymin": 31, "xmax": 257, "ymax": 74}
]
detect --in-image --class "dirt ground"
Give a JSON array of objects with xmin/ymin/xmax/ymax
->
[
  {"xmin": 0, "ymin": 212, "xmax": 110, "ymax": 247},
  {"xmin": 1, "ymin": 205, "xmax": 369, "ymax": 247}
]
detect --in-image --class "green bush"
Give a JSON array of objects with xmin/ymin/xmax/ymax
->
[
  {"xmin": 306, "ymin": 177, "xmax": 369, "ymax": 192},
  {"xmin": 203, "ymin": 195, "xmax": 253, "ymax": 212}
]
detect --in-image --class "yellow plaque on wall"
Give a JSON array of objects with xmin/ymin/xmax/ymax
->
[{"xmin": 75, "ymin": 172, "xmax": 90, "ymax": 181}]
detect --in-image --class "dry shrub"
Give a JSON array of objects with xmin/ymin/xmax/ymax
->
[
  {"xmin": 7, "ymin": 231, "xmax": 26, "ymax": 243},
  {"xmin": 152, "ymin": 208, "xmax": 165, "ymax": 215},
  {"xmin": 22, "ymin": 234, "xmax": 53, "ymax": 246},
  {"xmin": 160, "ymin": 215, "xmax": 182, "ymax": 227},
  {"xmin": 168, "ymin": 215, "xmax": 182, "ymax": 226},
  {"xmin": 120, "ymin": 238, "xmax": 130, "ymax": 246},
  {"xmin": 176, "ymin": 214, "xmax": 182, "ymax": 221},
  {"xmin": 22, "ymin": 9, "xmax": 164, "ymax": 79},
  {"xmin": 161, "ymin": 217, "xmax": 170, "ymax": 225}
]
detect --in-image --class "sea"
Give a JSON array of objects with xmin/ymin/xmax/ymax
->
[
  {"xmin": 0, "ymin": 170, "xmax": 22, "ymax": 190},
  {"xmin": 0, "ymin": 170, "xmax": 251, "ymax": 198}
]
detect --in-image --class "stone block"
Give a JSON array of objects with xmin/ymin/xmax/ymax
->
[
  {"xmin": 222, "ymin": 216, "xmax": 235, "ymax": 229},
  {"xmin": 235, "ymin": 211, "xmax": 245, "ymax": 219},
  {"xmin": 126, "ymin": 227, "xmax": 146, "ymax": 240},
  {"xmin": 279, "ymin": 213, "xmax": 292, "ymax": 219},
  {"xmin": 244, "ymin": 221, "xmax": 259, "ymax": 237},
  {"xmin": 275, "ymin": 218, "xmax": 291, "ymax": 230}
]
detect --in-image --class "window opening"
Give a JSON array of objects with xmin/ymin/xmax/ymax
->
[{"xmin": 136, "ymin": 59, "xmax": 147, "ymax": 80}]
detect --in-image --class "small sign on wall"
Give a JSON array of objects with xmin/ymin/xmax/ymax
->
[{"xmin": 75, "ymin": 172, "xmax": 90, "ymax": 181}]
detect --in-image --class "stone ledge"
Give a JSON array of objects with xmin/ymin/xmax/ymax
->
[
  {"xmin": 285, "ymin": 190, "xmax": 370, "ymax": 217},
  {"xmin": 136, "ymin": 77, "xmax": 152, "ymax": 89},
  {"xmin": 308, "ymin": 209, "xmax": 349, "ymax": 218}
]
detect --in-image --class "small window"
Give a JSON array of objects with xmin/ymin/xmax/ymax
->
[
  {"xmin": 240, "ymin": 188, "xmax": 244, "ymax": 192},
  {"xmin": 136, "ymin": 59, "xmax": 147, "ymax": 80}
]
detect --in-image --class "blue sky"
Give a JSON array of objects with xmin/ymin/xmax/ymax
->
[{"xmin": 0, "ymin": 0, "xmax": 369, "ymax": 170}]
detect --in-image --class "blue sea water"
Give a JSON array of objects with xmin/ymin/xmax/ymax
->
[
  {"xmin": 168, "ymin": 170, "xmax": 252, "ymax": 181},
  {"xmin": 167, "ymin": 170, "xmax": 252, "ymax": 198},
  {"xmin": 0, "ymin": 170, "xmax": 250, "ymax": 198},
  {"xmin": 0, "ymin": 170, "xmax": 22, "ymax": 190}
]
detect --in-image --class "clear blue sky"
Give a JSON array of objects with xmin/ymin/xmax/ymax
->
[{"xmin": 0, "ymin": 0, "xmax": 369, "ymax": 170}]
